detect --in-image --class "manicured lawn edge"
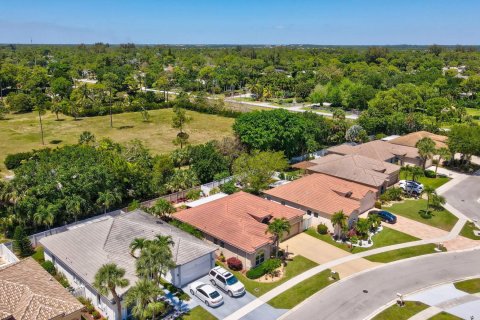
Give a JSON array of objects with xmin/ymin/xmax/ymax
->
[
  {"xmin": 304, "ymin": 226, "xmax": 419, "ymax": 253},
  {"xmin": 459, "ymin": 221, "xmax": 480, "ymax": 240},
  {"xmin": 365, "ymin": 244, "xmax": 443, "ymax": 263},
  {"xmin": 372, "ymin": 301, "xmax": 429, "ymax": 320},
  {"xmin": 399, "ymin": 172, "xmax": 450, "ymax": 189},
  {"xmin": 181, "ymin": 306, "xmax": 217, "ymax": 320},
  {"xmin": 217, "ymin": 255, "xmax": 318, "ymax": 297},
  {"xmin": 267, "ymin": 269, "xmax": 335, "ymax": 309},
  {"xmin": 428, "ymin": 311, "xmax": 462, "ymax": 320},
  {"xmin": 454, "ymin": 278, "xmax": 480, "ymax": 294}
]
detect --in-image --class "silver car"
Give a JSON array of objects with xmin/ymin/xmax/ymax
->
[{"xmin": 189, "ymin": 281, "xmax": 224, "ymax": 307}]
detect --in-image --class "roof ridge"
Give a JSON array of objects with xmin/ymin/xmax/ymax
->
[{"xmin": 101, "ymin": 217, "xmax": 116, "ymax": 251}]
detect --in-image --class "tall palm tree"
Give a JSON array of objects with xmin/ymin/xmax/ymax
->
[
  {"xmin": 355, "ymin": 218, "xmax": 371, "ymax": 240},
  {"xmin": 97, "ymin": 190, "xmax": 122, "ymax": 214},
  {"xmin": 33, "ymin": 206, "xmax": 55, "ymax": 230},
  {"xmin": 65, "ymin": 195, "xmax": 85, "ymax": 222},
  {"xmin": 153, "ymin": 235, "xmax": 174, "ymax": 247},
  {"xmin": 150, "ymin": 199, "xmax": 175, "ymax": 219},
  {"xmin": 416, "ymin": 137, "xmax": 436, "ymax": 169},
  {"xmin": 434, "ymin": 147, "xmax": 451, "ymax": 175},
  {"xmin": 265, "ymin": 218, "xmax": 291, "ymax": 258},
  {"xmin": 367, "ymin": 213, "xmax": 382, "ymax": 232},
  {"xmin": 135, "ymin": 243, "xmax": 176, "ymax": 286},
  {"xmin": 34, "ymin": 104, "xmax": 46, "ymax": 145},
  {"xmin": 124, "ymin": 279, "xmax": 165, "ymax": 320},
  {"xmin": 423, "ymin": 186, "xmax": 436, "ymax": 213},
  {"xmin": 93, "ymin": 263, "xmax": 130, "ymax": 320},
  {"xmin": 331, "ymin": 211, "xmax": 347, "ymax": 238},
  {"xmin": 129, "ymin": 237, "xmax": 147, "ymax": 258},
  {"xmin": 411, "ymin": 166, "xmax": 425, "ymax": 182}
]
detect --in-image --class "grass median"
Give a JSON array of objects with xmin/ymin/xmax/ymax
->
[
  {"xmin": 267, "ymin": 269, "xmax": 335, "ymax": 309},
  {"xmin": 454, "ymin": 278, "xmax": 480, "ymax": 294},
  {"xmin": 365, "ymin": 244, "xmax": 443, "ymax": 263},
  {"xmin": 459, "ymin": 221, "xmax": 480, "ymax": 240},
  {"xmin": 372, "ymin": 301, "xmax": 429, "ymax": 320}
]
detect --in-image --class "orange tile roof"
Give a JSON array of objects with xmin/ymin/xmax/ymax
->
[
  {"xmin": 264, "ymin": 174, "xmax": 376, "ymax": 216},
  {"xmin": 174, "ymin": 192, "xmax": 304, "ymax": 253},
  {"xmin": 328, "ymin": 140, "xmax": 419, "ymax": 161},
  {"xmin": 389, "ymin": 131, "xmax": 447, "ymax": 149}
]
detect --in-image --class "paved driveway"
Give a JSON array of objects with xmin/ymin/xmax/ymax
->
[
  {"xmin": 383, "ymin": 214, "xmax": 449, "ymax": 240},
  {"xmin": 442, "ymin": 176, "xmax": 480, "ymax": 223},
  {"xmin": 280, "ymin": 233, "xmax": 381, "ymax": 278},
  {"xmin": 183, "ymin": 275, "xmax": 286, "ymax": 320}
]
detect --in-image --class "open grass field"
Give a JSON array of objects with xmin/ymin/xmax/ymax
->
[
  {"xmin": 372, "ymin": 301, "xmax": 429, "ymax": 320},
  {"xmin": 387, "ymin": 199, "xmax": 458, "ymax": 231},
  {"xmin": 267, "ymin": 269, "xmax": 335, "ymax": 309},
  {"xmin": 0, "ymin": 109, "xmax": 234, "ymax": 175},
  {"xmin": 217, "ymin": 255, "xmax": 318, "ymax": 297},
  {"xmin": 305, "ymin": 226, "xmax": 419, "ymax": 253}
]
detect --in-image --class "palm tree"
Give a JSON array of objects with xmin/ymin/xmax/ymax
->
[
  {"xmin": 331, "ymin": 211, "xmax": 347, "ymax": 239},
  {"xmin": 367, "ymin": 213, "xmax": 382, "ymax": 232},
  {"xmin": 150, "ymin": 199, "xmax": 175, "ymax": 219},
  {"xmin": 434, "ymin": 147, "xmax": 451, "ymax": 175},
  {"xmin": 33, "ymin": 206, "xmax": 55, "ymax": 230},
  {"xmin": 355, "ymin": 218, "xmax": 371, "ymax": 240},
  {"xmin": 124, "ymin": 279, "xmax": 165, "ymax": 320},
  {"xmin": 97, "ymin": 190, "xmax": 122, "ymax": 214},
  {"xmin": 416, "ymin": 137, "xmax": 436, "ymax": 169},
  {"xmin": 129, "ymin": 237, "xmax": 147, "ymax": 258},
  {"xmin": 153, "ymin": 234, "xmax": 174, "ymax": 247},
  {"xmin": 136, "ymin": 243, "xmax": 176, "ymax": 286},
  {"xmin": 265, "ymin": 218, "xmax": 291, "ymax": 258},
  {"xmin": 423, "ymin": 186, "xmax": 436, "ymax": 213},
  {"xmin": 411, "ymin": 166, "xmax": 425, "ymax": 182},
  {"xmin": 93, "ymin": 263, "xmax": 130, "ymax": 320},
  {"xmin": 34, "ymin": 104, "xmax": 46, "ymax": 145},
  {"xmin": 65, "ymin": 195, "xmax": 85, "ymax": 222}
]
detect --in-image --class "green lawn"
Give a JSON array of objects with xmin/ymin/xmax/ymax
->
[
  {"xmin": 387, "ymin": 199, "xmax": 458, "ymax": 231},
  {"xmin": 181, "ymin": 306, "xmax": 217, "ymax": 320},
  {"xmin": 428, "ymin": 311, "xmax": 462, "ymax": 320},
  {"xmin": 466, "ymin": 108, "xmax": 480, "ymax": 123},
  {"xmin": 0, "ymin": 109, "xmax": 234, "ymax": 174},
  {"xmin": 372, "ymin": 301, "xmax": 429, "ymax": 320},
  {"xmin": 31, "ymin": 246, "xmax": 45, "ymax": 263},
  {"xmin": 365, "ymin": 244, "xmax": 441, "ymax": 263},
  {"xmin": 305, "ymin": 226, "xmax": 419, "ymax": 253},
  {"xmin": 218, "ymin": 255, "xmax": 318, "ymax": 297},
  {"xmin": 267, "ymin": 269, "xmax": 335, "ymax": 309},
  {"xmin": 399, "ymin": 172, "xmax": 450, "ymax": 189},
  {"xmin": 459, "ymin": 221, "xmax": 480, "ymax": 240},
  {"xmin": 454, "ymin": 278, "xmax": 480, "ymax": 294}
]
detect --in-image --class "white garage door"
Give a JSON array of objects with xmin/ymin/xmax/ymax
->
[{"xmin": 179, "ymin": 253, "xmax": 212, "ymax": 286}]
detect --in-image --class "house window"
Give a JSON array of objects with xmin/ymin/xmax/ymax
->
[
  {"xmin": 213, "ymin": 238, "xmax": 218, "ymax": 245},
  {"xmin": 314, "ymin": 213, "xmax": 319, "ymax": 218},
  {"xmin": 255, "ymin": 250, "xmax": 265, "ymax": 266},
  {"xmin": 307, "ymin": 210, "xmax": 312, "ymax": 216},
  {"xmin": 220, "ymin": 241, "xmax": 225, "ymax": 248}
]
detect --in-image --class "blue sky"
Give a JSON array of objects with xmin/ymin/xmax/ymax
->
[{"xmin": 0, "ymin": 0, "xmax": 478, "ymax": 45}]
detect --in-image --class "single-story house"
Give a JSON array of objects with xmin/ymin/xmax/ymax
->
[
  {"xmin": 174, "ymin": 191, "xmax": 305, "ymax": 269},
  {"xmin": 388, "ymin": 131, "xmax": 448, "ymax": 149},
  {"xmin": 327, "ymin": 140, "xmax": 426, "ymax": 167},
  {"xmin": 40, "ymin": 210, "xmax": 217, "ymax": 320},
  {"xmin": 0, "ymin": 258, "xmax": 84, "ymax": 320},
  {"xmin": 263, "ymin": 173, "xmax": 376, "ymax": 228},
  {"xmin": 292, "ymin": 154, "xmax": 400, "ymax": 194}
]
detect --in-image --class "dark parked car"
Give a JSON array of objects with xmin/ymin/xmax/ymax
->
[{"xmin": 369, "ymin": 210, "xmax": 397, "ymax": 224}]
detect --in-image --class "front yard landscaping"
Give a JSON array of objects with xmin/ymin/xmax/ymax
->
[
  {"xmin": 217, "ymin": 255, "xmax": 318, "ymax": 297},
  {"xmin": 428, "ymin": 311, "xmax": 462, "ymax": 320},
  {"xmin": 181, "ymin": 306, "xmax": 217, "ymax": 320},
  {"xmin": 305, "ymin": 226, "xmax": 419, "ymax": 253},
  {"xmin": 365, "ymin": 244, "xmax": 442, "ymax": 263},
  {"xmin": 454, "ymin": 278, "xmax": 480, "ymax": 294},
  {"xmin": 399, "ymin": 171, "xmax": 450, "ymax": 190},
  {"xmin": 267, "ymin": 269, "xmax": 335, "ymax": 309},
  {"xmin": 459, "ymin": 221, "xmax": 480, "ymax": 240},
  {"xmin": 372, "ymin": 301, "xmax": 429, "ymax": 320},
  {"xmin": 387, "ymin": 199, "xmax": 458, "ymax": 231}
]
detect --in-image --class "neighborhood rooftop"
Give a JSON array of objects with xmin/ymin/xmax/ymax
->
[
  {"xmin": 293, "ymin": 154, "xmax": 400, "ymax": 188},
  {"xmin": 263, "ymin": 173, "xmax": 376, "ymax": 216},
  {"xmin": 389, "ymin": 130, "xmax": 448, "ymax": 149},
  {"xmin": 40, "ymin": 210, "xmax": 216, "ymax": 296},
  {"xmin": 327, "ymin": 140, "xmax": 420, "ymax": 162},
  {"xmin": 174, "ymin": 191, "xmax": 304, "ymax": 254},
  {"xmin": 0, "ymin": 258, "xmax": 83, "ymax": 320}
]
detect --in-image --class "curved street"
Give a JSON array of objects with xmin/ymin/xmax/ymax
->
[{"xmin": 282, "ymin": 249, "xmax": 480, "ymax": 320}]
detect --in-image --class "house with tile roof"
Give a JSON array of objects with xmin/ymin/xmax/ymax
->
[
  {"xmin": 292, "ymin": 154, "xmax": 400, "ymax": 193},
  {"xmin": 0, "ymin": 258, "xmax": 84, "ymax": 320},
  {"xmin": 388, "ymin": 131, "xmax": 448, "ymax": 149},
  {"xmin": 40, "ymin": 210, "xmax": 216, "ymax": 320},
  {"xmin": 327, "ymin": 139, "xmax": 426, "ymax": 167},
  {"xmin": 263, "ymin": 174, "xmax": 376, "ymax": 229},
  {"xmin": 174, "ymin": 191, "xmax": 305, "ymax": 269}
]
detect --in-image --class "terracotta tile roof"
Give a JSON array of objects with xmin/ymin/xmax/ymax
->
[
  {"xmin": 291, "ymin": 161, "xmax": 316, "ymax": 170},
  {"xmin": 389, "ymin": 131, "xmax": 447, "ymax": 149},
  {"xmin": 305, "ymin": 154, "xmax": 400, "ymax": 187},
  {"xmin": 264, "ymin": 174, "xmax": 376, "ymax": 216},
  {"xmin": 0, "ymin": 258, "xmax": 83, "ymax": 320},
  {"xmin": 173, "ymin": 192, "xmax": 304, "ymax": 254},
  {"xmin": 328, "ymin": 140, "xmax": 420, "ymax": 161}
]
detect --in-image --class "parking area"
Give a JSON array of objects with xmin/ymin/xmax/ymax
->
[
  {"xmin": 182, "ymin": 275, "xmax": 287, "ymax": 320},
  {"xmin": 442, "ymin": 176, "xmax": 480, "ymax": 223}
]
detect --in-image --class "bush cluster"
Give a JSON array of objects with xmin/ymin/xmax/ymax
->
[
  {"xmin": 41, "ymin": 260, "xmax": 57, "ymax": 275},
  {"xmin": 4, "ymin": 151, "xmax": 34, "ymax": 170},
  {"xmin": 317, "ymin": 223, "xmax": 328, "ymax": 235},
  {"xmin": 246, "ymin": 258, "xmax": 281, "ymax": 279},
  {"xmin": 227, "ymin": 257, "xmax": 243, "ymax": 271},
  {"xmin": 424, "ymin": 169, "xmax": 436, "ymax": 178}
]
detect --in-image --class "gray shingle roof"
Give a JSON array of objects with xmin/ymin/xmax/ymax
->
[{"xmin": 40, "ymin": 210, "xmax": 216, "ymax": 296}]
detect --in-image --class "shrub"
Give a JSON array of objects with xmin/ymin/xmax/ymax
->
[
  {"xmin": 128, "ymin": 200, "xmax": 140, "ymax": 211},
  {"xmin": 374, "ymin": 201, "xmax": 382, "ymax": 209},
  {"xmin": 379, "ymin": 187, "xmax": 403, "ymax": 202},
  {"xmin": 218, "ymin": 252, "xmax": 226, "ymax": 262},
  {"xmin": 246, "ymin": 258, "xmax": 281, "ymax": 279},
  {"xmin": 246, "ymin": 266, "xmax": 265, "ymax": 279},
  {"xmin": 317, "ymin": 223, "xmax": 328, "ymax": 235},
  {"xmin": 219, "ymin": 180, "xmax": 236, "ymax": 194},
  {"xmin": 209, "ymin": 187, "xmax": 220, "ymax": 195},
  {"xmin": 424, "ymin": 170, "xmax": 436, "ymax": 178},
  {"xmin": 169, "ymin": 220, "xmax": 203, "ymax": 239},
  {"xmin": 5, "ymin": 151, "xmax": 34, "ymax": 170},
  {"xmin": 227, "ymin": 257, "xmax": 243, "ymax": 271},
  {"xmin": 41, "ymin": 261, "xmax": 57, "ymax": 275},
  {"xmin": 92, "ymin": 310, "xmax": 101, "ymax": 319},
  {"xmin": 186, "ymin": 189, "xmax": 201, "ymax": 201},
  {"xmin": 13, "ymin": 226, "xmax": 34, "ymax": 257}
]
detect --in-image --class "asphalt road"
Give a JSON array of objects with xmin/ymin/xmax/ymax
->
[
  {"xmin": 283, "ymin": 249, "xmax": 480, "ymax": 320},
  {"xmin": 443, "ymin": 176, "xmax": 480, "ymax": 222}
]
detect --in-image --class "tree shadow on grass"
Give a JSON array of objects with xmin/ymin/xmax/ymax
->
[
  {"xmin": 118, "ymin": 125, "xmax": 134, "ymax": 130},
  {"xmin": 49, "ymin": 140, "xmax": 63, "ymax": 145},
  {"xmin": 419, "ymin": 209, "xmax": 434, "ymax": 219}
]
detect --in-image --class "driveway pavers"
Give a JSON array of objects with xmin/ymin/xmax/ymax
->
[{"xmin": 382, "ymin": 214, "xmax": 449, "ymax": 240}]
